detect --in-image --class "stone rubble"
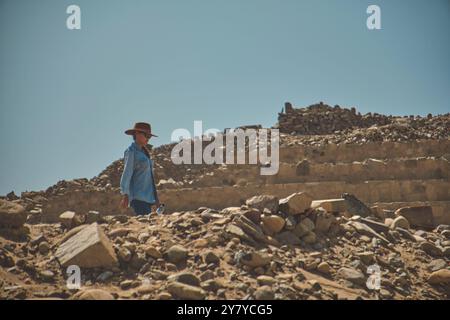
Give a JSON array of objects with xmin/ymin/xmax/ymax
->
[{"xmin": 1, "ymin": 103, "xmax": 449, "ymax": 300}]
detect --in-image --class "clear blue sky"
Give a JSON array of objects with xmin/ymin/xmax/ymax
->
[{"xmin": 0, "ymin": 0, "xmax": 449, "ymax": 195}]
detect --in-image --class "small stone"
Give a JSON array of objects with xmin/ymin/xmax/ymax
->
[
  {"xmin": 254, "ymin": 286, "xmax": 274, "ymax": 300},
  {"xmin": 420, "ymin": 242, "xmax": 442, "ymax": 257},
  {"xmin": 427, "ymin": 259, "xmax": 447, "ymax": 272},
  {"xmin": 240, "ymin": 251, "xmax": 271, "ymax": 268},
  {"xmin": 118, "ymin": 247, "xmax": 132, "ymax": 262},
  {"xmin": 55, "ymin": 223, "xmax": 118, "ymax": 268},
  {"xmin": 356, "ymin": 251, "xmax": 375, "ymax": 264},
  {"xmin": 384, "ymin": 218, "xmax": 394, "ymax": 227},
  {"xmin": 257, "ymin": 275, "xmax": 276, "ymax": 286},
  {"xmin": 96, "ymin": 271, "xmax": 114, "ymax": 282},
  {"xmin": 302, "ymin": 231, "xmax": 317, "ymax": 244},
  {"xmin": 293, "ymin": 217, "xmax": 315, "ymax": 238},
  {"xmin": 284, "ymin": 216, "xmax": 296, "ymax": 230},
  {"xmin": 390, "ymin": 216, "xmax": 410, "ymax": 230},
  {"xmin": 156, "ymin": 292, "xmax": 172, "ymax": 300},
  {"xmin": 201, "ymin": 279, "xmax": 222, "ymax": 292},
  {"xmin": 39, "ymin": 270, "xmax": 55, "ymax": 282},
  {"xmin": 74, "ymin": 289, "xmax": 115, "ymax": 300},
  {"xmin": 86, "ymin": 211, "xmax": 101, "ymax": 224},
  {"xmin": 428, "ymin": 269, "xmax": 450, "ymax": 285},
  {"xmin": 443, "ymin": 247, "xmax": 450, "ymax": 257},
  {"xmin": 120, "ymin": 279, "xmax": 138, "ymax": 290},
  {"xmin": 261, "ymin": 215, "xmax": 285, "ymax": 234},
  {"xmin": 395, "ymin": 206, "xmax": 434, "ymax": 229},
  {"xmin": 38, "ymin": 241, "xmax": 50, "ymax": 255},
  {"xmin": 203, "ymin": 251, "xmax": 220, "ymax": 264},
  {"xmin": 138, "ymin": 232, "xmax": 150, "ymax": 243},
  {"xmin": 108, "ymin": 228, "xmax": 131, "ymax": 238},
  {"xmin": 242, "ymin": 209, "xmax": 262, "ymax": 225},
  {"xmin": 168, "ymin": 272, "xmax": 201, "ymax": 287},
  {"xmin": 315, "ymin": 210, "xmax": 335, "ymax": 234},
  {"xmin": 144, "ymin": 245, "xmax": 162, "ymax": 259},
  {"xmin": 276, "ymin": 231, "xmax": 301, "ymax": 245},
  {"xmin": 317, "ymin": 261, "xmax": 332, "ymax": 274},
  {"xmin": 167, "ymin": 281, "xmax": 206, "ymax": 300},
  {"xmin": 337, "ymin": 267, "xmax": 366, "ymax": 286},
  {"xmin": 279, "ymin": 192, "xmax": 313, "ymax": 215},
  {"xmin": 165, "ymin": 245, "xmax": 188, "ymax": 264}
]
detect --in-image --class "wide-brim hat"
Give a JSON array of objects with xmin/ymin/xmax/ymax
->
[{"xmin": 125, "ymin": 122, "xmax": 158, "ymax": 137}]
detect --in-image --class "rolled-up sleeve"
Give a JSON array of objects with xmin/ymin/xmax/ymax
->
[{"xmin": 120, "ymin": 148, "xmax": 135, "ymax": 196}]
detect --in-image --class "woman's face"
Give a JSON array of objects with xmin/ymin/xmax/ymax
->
[{"xmin": 135, "ymin": 132, "xmax": 150, "ymax": 145}]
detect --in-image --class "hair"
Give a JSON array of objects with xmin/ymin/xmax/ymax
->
[{"xmin": 133, "ymin": 134, "xmax": 136, "ymax": 141}]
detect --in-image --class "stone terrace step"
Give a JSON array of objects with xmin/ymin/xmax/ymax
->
[
  {"xmin": 170, "ymin": 157, "xmax": 449, "ymax": 189},
  {"xmin": 38, "ymin": 179, "xmax": 450, "ymax": 223},
  {"xmin": 280, "ymin": 139, "xmax": 450, "ymax": 164}
]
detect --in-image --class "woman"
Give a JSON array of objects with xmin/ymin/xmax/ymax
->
[{"xmin": 119, "ymin": 122, "xmax": 160, "ymax": 215}]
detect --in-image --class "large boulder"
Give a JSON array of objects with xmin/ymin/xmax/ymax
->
[
  {"xmin": 0, "ymin": 199, "xmax": 27, "ymax": 228},
  {"xmin": 395, "ymin": 206, "xmax": 435, "ymax": 229},
  {"xmin": 279, "ymin": 192, "xmax": 312, "ymax": 215},
  {"xmin": 245, "ymin": 195, "xmax": 279, "ymax": 213},
  {"xmin": 55, "ymin": 223, "xmax": 118, "ymax": 268}
]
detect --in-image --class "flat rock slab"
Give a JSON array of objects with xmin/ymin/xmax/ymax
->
[
  {"xmin": 55, "ymin": 223, "xmax": 118, "ymax": 268},
  {"xmin": 279, "ymin": 192, "xmax": 313, "ymax": 215},
  {"xmin": 311, "ymin": 199, "xmax": 347, "ymax": 213}
]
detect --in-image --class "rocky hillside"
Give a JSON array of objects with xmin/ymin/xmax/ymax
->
[
  {"xmin": 0, "ymin": 103, "xmax": 449, "ymax": 300},
  {"xmin": 0, "ymin": 193, "xmax": 449, "ymax": 300}
]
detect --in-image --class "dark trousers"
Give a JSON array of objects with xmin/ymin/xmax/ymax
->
[{"xmin": 130, "ymin": 199, "xmax": 153, "ymax": 215}]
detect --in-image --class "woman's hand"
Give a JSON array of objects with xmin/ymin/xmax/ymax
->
[{"xmin": 120, "ymin": 195, "xmax": 129, "ymax": 209}]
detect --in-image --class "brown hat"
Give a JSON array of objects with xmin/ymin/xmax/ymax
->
[{"xmin": 125, "ymin": 122, "xmax": 158, "ymax": 137}]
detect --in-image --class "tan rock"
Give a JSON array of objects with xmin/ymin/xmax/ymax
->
[
  {"xmin": 245, "ymin": 195, "xmax": 279, "ymax": 213},
  {"xmin": 167, "ymin": 281, "xmax": 206, "ymax": 300},
  {"xmin": 73, "ymin": 289, "xmax": 115, "ymax": 300},
  {"xmin": 261, "ymin": 215, "xmax": 285, "ymax": 234},
  {"xmin": 428, "ymin": 269, "xmax": 450, "ymax": 285},
  {"xmin": 395, "ymin": 206, "xmax": 435, "ymax": 229},
  {"xmin": 384, "ymin": 218, "xmax": 394, "ymax": 227},
  {"xmin": 55, "ymin": 223, "xmax": 118, "ymax": 268},
  {"xmin": 317, "ymin": 261, "xmax": 332, "ymax": 274},
  {"xmin": 311, "ymin": 199, "xmax": 347, "ymax": 213},
  {"xmin": 315, "ymin": 210, "xmax": 336, "ymax": 233},
  {"xmin": 279, "ymin": 192, "xmax": 313, "ymax": 215},
  {"xmin": 390, "ymin": 216, "xmax": 410, "ymax": 230},
  {"xmin": 144, "ymin": 245, "xmax": 162, "ymax": 259},
  {"xmin": 240, "ymin": 251, "xmax": 271, "ymax": 268},
  {"xmin": 59, "ymin": 211, "xmax": 85, "ymax": 229}
]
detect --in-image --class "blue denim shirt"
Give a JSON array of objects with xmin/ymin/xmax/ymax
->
[{"xmin": 120, "ymin": 142, "xmax": 159, "ymax": 205}]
